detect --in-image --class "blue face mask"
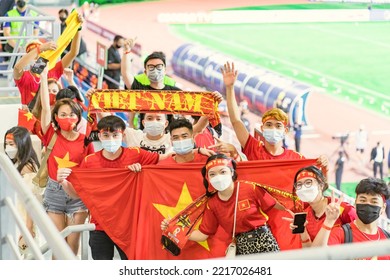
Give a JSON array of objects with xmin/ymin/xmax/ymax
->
[
  {"xmin": 172, "ymin": 138, "xmax": 194, "ymax": 155},
  {"xmin": 262, "ymin": 129, "xmax": 285, "ymax": 145},
  {"xmin": 101, "ymin": 139, "xmax": 122, "ymax": 153}
]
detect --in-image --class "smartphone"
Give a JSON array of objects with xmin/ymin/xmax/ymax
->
[
  {"xmin": 31, "ymin": 57, "xmax": 49, "ymax": 75},
  {"xmin": 292, "ymin": 212, "xmax": 307, "ymax": 234}
]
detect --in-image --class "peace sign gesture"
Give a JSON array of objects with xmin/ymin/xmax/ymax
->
[{"xmin": 324, "ymin": 190, "xmax": 344, "ymax": 226}]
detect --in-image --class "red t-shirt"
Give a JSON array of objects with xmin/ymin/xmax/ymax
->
[
  {"xmin": 80, "ymin": 147, "xmax": 159, "ymax": 231},
  {"xmin": 195, "ymin": 127, "xmax": 216, "ymax": 150},
  {"xmin": 15, "ymin": 61, "xmax": 63, "ymax": 105},
  {"xmin": 328, "ymin": 222, "xmax": 390, "ymax": 260},
  {"xmin": 199, "ymin": 181, "xmax": 276, "ymax": 236},
  {"xmin": 80, "ymin": 147, "xmax": 159, "ymax": 169},
  {"xmin": 43, "ymin": 126, "xmax": 94, "ymax": 180},
  {"xmin": 243, "ymin": 134, "xmax": 304, "ymax": 160},
  {"xmin": 304, "ymin": 197, "xmax": 357, "ymax": 240},
  {"xmin": 157, "ymin": 151, "xmax": 208, "ymax": 165}
]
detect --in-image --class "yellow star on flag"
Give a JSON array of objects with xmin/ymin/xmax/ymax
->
[
  {"xmin": 24, "ymin": 111, "xmax": 34, "ymax": 121},
  {"xmin": 55, "ymin": 152, "xmax": 78, "ymax": 169},
  {"xmin": 153, "ymin": 183, "xmax": 211, "ymax": 251}
]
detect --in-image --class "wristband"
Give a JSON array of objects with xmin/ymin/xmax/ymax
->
[
  {"xmin": 78, "ymin": 26, "xmax": 82, "ymax": 31},
  {"xmin": 322, "ymin": 224, "xmax": 332, "ymax": 231},
  {"xmin": 301, "ymin": 238, "xmax": 310, "ymax": 244},
  {"xmin": 124, "ymin": 50, "xmax": 132, "ymax": 55}
]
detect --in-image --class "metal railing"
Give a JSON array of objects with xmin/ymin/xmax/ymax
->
[
  {"xmin": 0, "ymin": 152, "xmax": 95, "ymax": 260},
  {"xmin": 0, "ymin": 5, "xmax": 60, "ymax": 100}
]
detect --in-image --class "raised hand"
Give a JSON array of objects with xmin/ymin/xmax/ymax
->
[
  {"xmin": 324, "ymin": 190, "xmax": 344, "ymax": 225},
  {"xmin": 220, "ymin": 61, "xmax": 238, "ymax": 87},
  {"xmin": 124, "ymin": 37, "xmax": 137, "ymax": 52},
  {"xmin": 40, "ymin": 41, "xmax": 57, "ymax": 52}
]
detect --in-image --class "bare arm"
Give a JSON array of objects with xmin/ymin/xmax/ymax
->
[
  {"xmin": 221, "ymin": 62, "xmax": 249, "ymax": 148},
  {"xmin": 13, "ymin": 41, "xmax": 57, "ymax": 80},
  {"xmin": 62, "ymin": 30, "xmax": 81, "ymax": 68},
  {"xmin": 3, "ymin": 27, "xmax": 15, "ymax": 48},
  {"xmin": 40, "ymin": 66, "xmax": 51, "ymax": 135},
  {"xmin": 107, "ymin": 62, "xmax": 121, "ymax": 70},
  {"xmin": 189, "ymin": 230, "xmax": 209, "ymax": 242},
  {"xmin": 121, "ymin": 37, "xmax": 137, "ymax": 88}
]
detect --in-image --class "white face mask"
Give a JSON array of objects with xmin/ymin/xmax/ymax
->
[
  {"xmin": 143, "ymin": 121, "xmax": 165, "ymax": 137},
  {"xmin": 5, "ymin": 146, "xmax": 18, "ymax": 160},
  {"xmin": 262, "ymin": 129, "xmax": 285, "ymax": 145},
  {"xmin": 210, "ymin": 174, "xmax": 233, "ymax": 192},
  {"xmin": 172, "ymin": 138, "xmax": 194, "ymax": 155},
  {"xmin": 296, "ymin": 186, "xmax": 319, "ymax": 203},
  {"xmin": 147, "ymin": 68, "xmax": 164, "ymax": 83},
  {"xmin": 100, "ymin": 139, "xmax": 122, "ymax": 153}
]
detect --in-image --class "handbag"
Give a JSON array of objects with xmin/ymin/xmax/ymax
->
[
  {"xmin": 32, "ymin": 133, "xmax": 57, "ymax": 188},
  {"xmin": 225, "ymin": 182, "xmax": 240, "ymax": 259}
]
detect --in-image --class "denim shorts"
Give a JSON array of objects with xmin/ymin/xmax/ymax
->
[{"xmin": 43, "ymin": 177, "xmax": 88, "ymax": 218}]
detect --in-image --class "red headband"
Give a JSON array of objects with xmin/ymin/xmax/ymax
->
[
  {"xmin": 6, "ymin": 134, "xmax": 14, "ymax": 141},
  {"xmin": 296, "ymin": 171, "xmax": 316, "ymax": 181},
  {"xmin": 205, "ymin": 158, "xmax": 233, "ymax": 173},
  {"xmin": 262, "ymin": 116, "xmax": 287, "ymax": 127}
]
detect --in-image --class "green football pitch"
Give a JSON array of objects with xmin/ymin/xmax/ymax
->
[{"xmin": 171, "ymin": 19, "xmax": 390, "ymax": 118}]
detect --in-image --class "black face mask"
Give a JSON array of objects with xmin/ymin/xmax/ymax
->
[
  {"xmin": 115, "ymin": 44, "xmax": 122, "ymax": 49},
  {"xmin": 356, "ymin": 203, "xmax": 382, "ymax": 225},
  {"xmin": 16, "ymin": 0, "xmax": 26, "ymax": 9},
  {"xmin": 59, "ymin": 17, "xmax": 67, "ymax": 23}
]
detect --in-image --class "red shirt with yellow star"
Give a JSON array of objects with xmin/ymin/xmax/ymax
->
[
  {"xmin": 157, "ymin": 151, "xmax": 208, "ymax": 165},
  {"xmin": 328, "ymin": 222, "xmax": 390, "ymax": 260},
  {"xmin": 199, "ymin": 181, "xmax": 276, "ymax": 236},
  {"xmin": 15, "ymin": 61, "xmax": 63, "ymax": 105},
  {"xmin": 80, "ymin": 147, "xmax": 158, "ymax": 231},
  {"xmin": 43, "ymin": 125, "xmax": 94, "ymax": 180},
  {"xmin": 304, "ymin": 197, "xmax": 356, "ymax": 241},
  {"xmin": 243, "ymin": 135, "xmax": 304, "ymax": 161}
]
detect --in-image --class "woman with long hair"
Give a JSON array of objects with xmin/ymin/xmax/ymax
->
[{"xmin": 4, "ymin": 126, "xmax": 41, "ymax": 252}]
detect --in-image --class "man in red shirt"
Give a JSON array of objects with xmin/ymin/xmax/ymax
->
[
  {"xmin": 58, "ymin": 115, "xmax": 170, "ymax": 260},
  {"xmin": 312, "ymin": 177, "xmax": 390, "ymax": 260},
  {"xmin": 158, "ymin": 117, "xmax": 209, "ymax": 165},
  {"xmin": 219, "ymin": 62, "xmax": 328, "ymax": 168}
]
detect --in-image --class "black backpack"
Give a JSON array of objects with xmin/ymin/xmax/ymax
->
[{"xmin": 342, "ymin": 223, "xmax": 390, "ymax": 243}]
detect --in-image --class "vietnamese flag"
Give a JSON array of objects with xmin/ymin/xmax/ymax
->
[
  {"xmin": 69, "ymin": 158, "xmax": 317, "ymax": 259},
  {"xmin": 18, "ymin": 108, "xmax": 37, "ymax": 132},
  {"xmin": 135, "ymin": 164, "xmax": 228, "ymax": 260},
  {"xmin": 69, "ymin": 168, "xmax": 141, "ymax": 259}
]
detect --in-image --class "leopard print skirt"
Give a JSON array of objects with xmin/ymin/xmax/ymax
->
[{"xmin": 236, "ymin": 225, "xmax": 280, "ymax": 255}]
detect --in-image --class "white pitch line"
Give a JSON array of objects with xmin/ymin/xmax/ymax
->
[
  {"xmin": 306, "ymin": 25, "xmax": 390, "ymax": 49},
  {"xmin": 184, "ymin": 26, "xmax": 390, "ymax": 101}
]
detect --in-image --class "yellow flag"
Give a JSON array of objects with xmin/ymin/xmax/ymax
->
[{"xmin": 40, "ymin": 10, "xmax": 81, "ymax": 70}]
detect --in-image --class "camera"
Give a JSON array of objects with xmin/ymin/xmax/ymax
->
[{"xmin": 332, "ymin": 133, "xmax": 349, "ymax": 145}]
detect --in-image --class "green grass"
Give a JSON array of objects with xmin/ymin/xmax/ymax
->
[
  {"xmin": 171, "ymin": 21, "xmax": 390, "ymax": 117},
  {"xmin": 221, "ymin": 3, "xmax": 390, "ymax": 10}
]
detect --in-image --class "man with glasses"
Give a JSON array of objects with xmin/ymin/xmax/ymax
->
[{"xmin": 121, "ymin": 38, "xmax": 180, "ymax": 129}]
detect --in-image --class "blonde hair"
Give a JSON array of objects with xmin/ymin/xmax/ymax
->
[{"xmin": 261, "ymin": 108, "xmax": 288, "ymax": 126}]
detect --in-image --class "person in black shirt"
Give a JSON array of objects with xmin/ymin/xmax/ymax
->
[{"xmin": 104, "ymin": 35, "xmax": 124, "ymax": 89}]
